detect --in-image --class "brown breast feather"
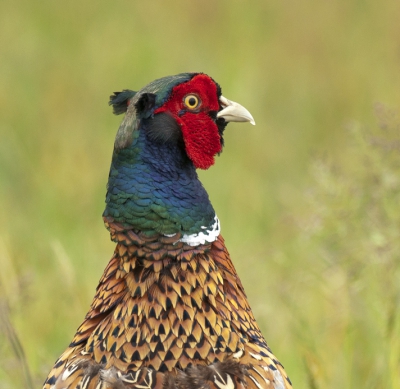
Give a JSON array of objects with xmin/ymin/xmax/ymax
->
[{"xmin": 43, "ymin": 218, "xmax": 292, "ymax": 389}]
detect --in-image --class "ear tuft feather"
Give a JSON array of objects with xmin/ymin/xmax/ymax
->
[
  {"xmin": 109, "ymin": 90, "xmax": 137, "ymax": 115},
  {"xmin": 134, "ymin": 93, "xmax": 157, "ymax": 117}
]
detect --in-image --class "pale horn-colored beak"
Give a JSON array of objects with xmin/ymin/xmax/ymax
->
[{"xmin": 217, "ymin": 95, "xmax": 255, "ymax": 125}]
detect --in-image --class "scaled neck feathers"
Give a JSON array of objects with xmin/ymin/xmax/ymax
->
[{"xmin": 103, "ymin": 120, "xmax": 219, "ymax": 243}]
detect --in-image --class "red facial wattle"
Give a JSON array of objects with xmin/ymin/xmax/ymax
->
[{"xmin": 154, "ymin": 74, "xmax": 222, "ymax": 170}]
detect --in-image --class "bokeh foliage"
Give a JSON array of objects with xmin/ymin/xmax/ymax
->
[{"xmin": 1, "ymin": 1, "xmax": 400, "ymax": 388}]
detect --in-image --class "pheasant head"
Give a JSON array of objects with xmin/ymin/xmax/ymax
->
[{"xmin": 110, "ymin": 73, "xmax": 254, "ymax": 168}]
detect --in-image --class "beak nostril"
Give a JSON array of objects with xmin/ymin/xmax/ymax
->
[{"xmin": 219, "ymin": 95, "xmax": 230, "ymax": 108}]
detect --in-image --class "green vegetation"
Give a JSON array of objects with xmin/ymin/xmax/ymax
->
[{"xmin": 1, "ymin": 1, "xmax": 400, "ymax": 388}]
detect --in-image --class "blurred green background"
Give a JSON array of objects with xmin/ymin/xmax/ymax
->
[{"xmin": 1, "ymin": 1, "xmax": 400, "ymax": 388}]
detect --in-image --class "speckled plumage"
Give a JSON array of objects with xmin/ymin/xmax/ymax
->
[{"xmin": 43, "ymin": 73, "xmax": 292, "ymax": 389}]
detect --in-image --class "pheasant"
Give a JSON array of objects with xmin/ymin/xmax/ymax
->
[{"xmin": 43, "ymin": 73, "xmax": 292, "ymax": 389}]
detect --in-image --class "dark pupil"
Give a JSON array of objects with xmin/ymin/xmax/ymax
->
[{"xmin": 188, "ymin": 97, "xmax": 196, "ymax": 107}]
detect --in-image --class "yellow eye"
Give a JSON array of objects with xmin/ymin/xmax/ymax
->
[{"xmin": 184, "ymin": 94, "xmax": 201, "ymax": 110}]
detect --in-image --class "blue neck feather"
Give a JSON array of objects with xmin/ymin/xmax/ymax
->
[{"xmin": 103, "ymin": 123, "xmax": 216, "ymax": 236}]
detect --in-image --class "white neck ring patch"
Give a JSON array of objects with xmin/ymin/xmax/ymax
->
[{"xmin": 165, "ymin": 215, "xmax": 220, "ymax": 247}]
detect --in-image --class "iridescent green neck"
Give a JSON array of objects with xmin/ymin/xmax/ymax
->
[{"xmin": 103, "ymin": 124, "xmax": 216, "ymax": 237}]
